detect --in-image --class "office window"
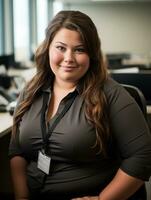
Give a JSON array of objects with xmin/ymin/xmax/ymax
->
[
  {"xmin": 47, "ymin": 0, "xmax": 53, "ymax": 21},
  {"xmin": 29, "ymin": 0, "xmax": 37, "ymax": 58},
  {"xmin": 0, "ymin": 0, "xmax": 3, "ymax": 55},
  {"xmin": 0, "ymin": 0, "xmax": 13, "ymax": 55},
  {"xmin": 53, "ymin": 1, "xmax": 63, "ymax": 16},
  {"xmin": 13, "ymin": 0, "xmax": 30, "ymax": 61},
  {"xmin": 37, "ymin": 0, "xmax": 48, "ymax": 44}
]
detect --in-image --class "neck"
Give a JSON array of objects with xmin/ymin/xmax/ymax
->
[{"xmin": 53, "ymin": 79, "xmax": 77, "ymax": 93}]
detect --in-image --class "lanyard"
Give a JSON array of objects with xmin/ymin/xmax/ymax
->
[{"xmin": 40, "ymin": 91, "xmax": 77, "ymax": 153}]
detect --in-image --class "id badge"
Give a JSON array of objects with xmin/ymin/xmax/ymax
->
[{"xmin": 37, "ymin": 150, "xmax": 51, "ymax": 174}]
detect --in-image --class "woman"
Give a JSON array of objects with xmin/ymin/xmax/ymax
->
[{"xmin": 9, "ymin": 10, "xmax": 151, "ymax": 200}]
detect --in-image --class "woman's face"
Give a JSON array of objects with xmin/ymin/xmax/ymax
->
[{"xmin": 49, "ymin": 28, "xmax": 90, "ymax": 85}]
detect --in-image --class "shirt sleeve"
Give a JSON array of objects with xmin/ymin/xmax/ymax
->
[
  {"xmin": 107, "ymin": 82, "xmax": 151, "ymax": 181},
  {"xmin": 8, "ymin": 89, "xmax": 26, "ymax": 159}
]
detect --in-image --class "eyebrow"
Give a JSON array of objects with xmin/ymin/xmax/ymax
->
[{"xmin": 55, "ymin": 42, "xmax": 84, "ymax": 47}]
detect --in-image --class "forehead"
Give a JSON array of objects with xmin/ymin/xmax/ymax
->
[{"xmin": 51, "ymin": 28, "xmax": 83, "ymax": 44}]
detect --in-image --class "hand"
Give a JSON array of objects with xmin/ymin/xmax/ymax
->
[{"xmin": 71, "ymin": 196, "xmax": 99, "ymax": 200}]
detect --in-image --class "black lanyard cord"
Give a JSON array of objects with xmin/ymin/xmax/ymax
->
[
  {"xmin": 41, "ymin": 91, "xmax": 78, "ymax": 153},
  {"xmin": 40, "ymin": 92, "xmax": 49, "ymax": 151}
]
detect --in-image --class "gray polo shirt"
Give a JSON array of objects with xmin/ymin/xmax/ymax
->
[{"xmin": 9, "ymin": 77, "xmax": 151, "ymax": 197}]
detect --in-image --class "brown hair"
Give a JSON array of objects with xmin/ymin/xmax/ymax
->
[{"xmin": 13, "ymin": 10, "xmax": 109, "ymax": 155}]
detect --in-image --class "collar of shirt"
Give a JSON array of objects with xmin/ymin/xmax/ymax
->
[{"xmin": 41, "ymin": 81, "xmax": 82, "ymax": 95}]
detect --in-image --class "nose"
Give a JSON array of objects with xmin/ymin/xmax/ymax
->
[{"xmin": 64, "ymin": 50, "xmax": 75, "ymax": 63}]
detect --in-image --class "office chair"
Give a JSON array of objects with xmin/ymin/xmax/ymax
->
[
  {"xmin": 122, "ymin": 84, "xmax": 147, "ymax": 119},
  {"xmin": 122, "ymin": 84, "xmax": 148, "ymax": 200},
  {"xmin": 111, "ymin": 73, "xmax": 151, "ymax": 105}
]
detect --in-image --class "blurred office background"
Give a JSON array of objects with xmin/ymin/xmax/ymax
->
[
  {"xmin": 0, "ymin": 0, "xmax": 151, "ymax": 199},
  {"xmin": 1, "ymin": 0, "xmax": 151, "ymax": 62}
]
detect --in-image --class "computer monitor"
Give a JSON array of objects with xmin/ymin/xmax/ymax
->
[
  {"xmin": 0, "ymin": 54, "xmax": 15, "ymax": 70},
  {"xmin": 106, "ymin": 53, "xmax": 130, "ymax": 69}
]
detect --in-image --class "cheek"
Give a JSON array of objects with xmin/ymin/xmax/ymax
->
[
  {"xmin": 49, "ymin": 51, "xmax": 63, "ymax": 67},
  {"xmin": 80, "ymin": 55, "xmax": 90, "ymax": 70}
]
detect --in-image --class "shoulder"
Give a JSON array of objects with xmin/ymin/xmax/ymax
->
[
  {"xmin": 103, "ymin": 77, "xmax": 128, "ymax": 102},
  {"xmin": 103, "ymin": 77, "xmax": 137, "ymax": 115},
  {"xmin": 103, "ymin": 76, "xmax": 121, "ymax": 94}
]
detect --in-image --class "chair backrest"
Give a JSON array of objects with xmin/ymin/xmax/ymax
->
[
  {"xmin": 111, "ymin": 72, "xmax": 151, "ymax": 105},
  {"xmin": 122, "ymin": 84, "xmax": 148, "ymax": 199},
  {"xmin": 122, "ymin": 84, "xmax": 147, "ymax": 119}
]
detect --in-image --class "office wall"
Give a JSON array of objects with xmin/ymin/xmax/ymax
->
[{"xmin": 65, "ymin": 2, "xmax": 151, "ymax": 56}]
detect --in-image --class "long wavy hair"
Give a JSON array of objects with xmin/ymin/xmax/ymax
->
[{"xmin": 13, "ymin": 10, "xmax": 110, "ymax": 155}]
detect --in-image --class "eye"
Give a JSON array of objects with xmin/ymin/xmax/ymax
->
[
  {"xmin": 74, "ymin": 47, "xmax": 85, "ymax": 53},
  {"xmin": 56, "ymin": 46, "xmax": 66, "ymax": 52}
]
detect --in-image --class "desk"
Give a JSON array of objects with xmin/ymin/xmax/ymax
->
[
  {"xmin": 8, "ymin": 66, "xmax": 36, "ymax": 82},
  {"xmin": 0, "ymin": 67, "xmax": 36, "ymax": 198},
  {"xmin": 0, "ymin": 114, "xmax": 13, "ymax": 198},
  {"xmin": 0, "ymin": 67, "xmax": 36, "ymax": 137},
  {"xmin": 0, "ymin": 113, "xmax": 12, "ymax": 138}
]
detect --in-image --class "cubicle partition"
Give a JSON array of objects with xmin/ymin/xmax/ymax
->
[{"xmin": 0, "ymin": 129, "xmax": 14, "ymax": 200}]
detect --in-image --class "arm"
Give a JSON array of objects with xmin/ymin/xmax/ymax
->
[
  {"xmin": 72, "ymin": 169, "xmax": 144, "ymax": 200},
  {"xmin": 10, "ymin": 156, "xmax": 29, "ymax": 200},
  {"xmin": 9, "ymin": 89, "xmax": 29, "ymax": 200},
  {"xmin": 72, "ymin": 83, "xmax": 150, "ymax": 200},
  {"xmin": 98, "ymin": 168, "xmax": 144, "ymax": 200},
  {"xmin": 100, "ymin": 84, "xmax": 150, "ymax": 199}
]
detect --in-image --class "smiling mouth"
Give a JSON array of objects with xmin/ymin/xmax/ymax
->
[
  {"xmin": 62, "ymin": 65, "xmax": 77, "ymax": 68},
  {"xmin": 61, "ymin": 66, "xmax": 78, "ymax": 71}
]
